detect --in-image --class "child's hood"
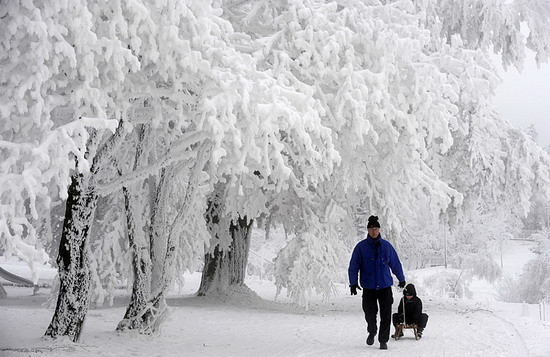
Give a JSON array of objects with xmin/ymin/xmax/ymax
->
[{"xmin": 403, "ymin": 283, "xmax": 417, "ymax": 296}]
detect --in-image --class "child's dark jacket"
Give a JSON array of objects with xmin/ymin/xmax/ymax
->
[{"xmin": 397, "ymin": 283, "xmax": 423, "ymax": 324}]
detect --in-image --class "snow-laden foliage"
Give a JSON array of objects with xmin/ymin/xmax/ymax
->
[
  {"xmin": 501, "ymin": 131, "xmax": 550, "ymax": 218},
  {"xmin": 224, "ymin": 0, "xmax": 464, "ymax": 232},
  {"xmin": 153, "ymin": 152, "xmax": 212, "ymax": 294},
  {"xmin": 1, "ymin": 0, "xmax": 129, "ymax": 272},
  {"xmin": 397, "ymin": 214, "xmax": 446, "ymax": 270},
  {"xmin": 222, "ymin": 0, "xmax": 510, "ymax": 300},
  {"xmin": 4, "ymin": 0, "xmax": 550, "ymax": 318},
  {"xmin": 273, "ymin": 200, "xmax": 348, "ymax": 306},
  {"xmin": 88, "ymin": 195, "xmax": 130, "ymax": 308},
  {"xmin": 274, "ymin": 230, "xmax": 343, "ymax": 307},
  {"xmin": 422, "ymin": 269, "xmax": 472, "ymax": 299},
  {"xmin": 498, "ymin": 238, "xmax": 550, "ymax": 304},
  {"xmin": 88, "ymin": 0, "xmax": 341, "ymax": 328},
  {"xmin": 462, "ymin": 251, "xmax": 502, "ymax": 283},
  {"xmin": 412, "ymin": 0, "xmax": 550, "ymax": 70},
  {"xmin": 392, "ymin": 0, "xmax": 550, "ymax": 267},
  {"xmin": 248, "ymin": 225, "xmax": 292, "ymax": 280}
]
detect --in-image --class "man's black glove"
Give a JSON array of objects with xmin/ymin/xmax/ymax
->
[
  {"xmin": 350, "ymin": 285, "xmax": 362, "ymax": 295},
  {"xmin": 398, "ymin": 281, "xmax": 406, "ymax": 288}
]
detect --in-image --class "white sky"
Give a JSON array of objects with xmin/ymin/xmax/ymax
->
[{"xmin": 493, "ymin": 54, "xmax": 550, "ymax": 147}]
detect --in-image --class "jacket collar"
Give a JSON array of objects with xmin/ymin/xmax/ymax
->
[
  {"xmin": 367, "ymin": 233, "xmax": 382, "ymax": 240},
  {"xmin": 366, "ymin": 234, "xmax": 382, "ymax": 245}
]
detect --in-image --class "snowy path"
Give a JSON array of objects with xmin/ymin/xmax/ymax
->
[
  {"xmin": 394, "ymin": 300, "xmax": 527, "ymax": 357},
  {"xmin": 1, "ymin": 285, "xmax": 545, "ymax": 357}
]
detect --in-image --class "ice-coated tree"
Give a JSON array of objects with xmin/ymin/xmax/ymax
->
[
  {"xmin": 219, "ymin": 0, "xmax": 468, "ymax": 302},
  {"xmin": 88, "ymin": 194, "xmax": 129, "ymax": 308},
  {"xmin": 195, "ymin": 49, "xmax": 340, "ymax": 296},
  {"xmin": 4, "ymin": 0, "xmax": 217, "ymax": 340},
  {"xmin": 0, "ymin": 1, "xmax": 118, "ymax": 279},
  {"xmin": 385, "ymin": 0, "xmax": 550, "ymax": 263},
  {"xmin": 4, "ymin": 0, "xmax": 340, "ymax": 334},
  {"xmin": 1, "ymin": 0, "xmax": 134, "ymax": 342},
  {"xmin": 498, "ymin": 236, "xmax": 550, "ymax": 303},
  {"xmin": 218, "ymin": 0, "xmax": 550, "ymax": 302},
  {"xmin": 414, "ymin": 0, "xmax": 550, "ymax": 70},
  {"xmin": 273, "ymin": 193, "xmax": 350, "ymax": 306},
  {"xmin": 4, "ymin": 0, "xmax": 550, "ymax": 338},
  {"xmin": 66, "ymin": 0, "xmax": 339, "ymax": 330},
  {"xmin": 62, "ymin": 0, "xmax": 270, "ymax": 333},
  {"xmin": 416, "ymin": 0, "xmax": 550, "ymax": 210}
]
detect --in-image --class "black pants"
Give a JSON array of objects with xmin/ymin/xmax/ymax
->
[
  {"xmin": 392, "ymin": 312, "xmax": 429, "ymax": 330},
  {"xmin": 362, "ymin": 287, "xmax": 393, "ymax": 343}
]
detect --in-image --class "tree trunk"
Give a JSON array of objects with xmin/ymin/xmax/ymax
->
[
  {"xmin": 228, "ymin": 216, "xmax": 253, "ymax": 285},
  {"xmin": 198, "ymin": 208, "xmax": 253, "ymax": 296},
  {"xmin": 44, "ymin": 174, "xmax": 97, "ymax": 342},
  {"xmin": 149, "ymin": 168, "xmax": 169, "ymax": 295},
  {"xmin": 116, "ymin": 125, "xmax": 161, "ymax": 333},
  {"xmin": 44, "ymin": 120, "xmax": 127, "ymax": 341},
  {"xmin": 116, "ymin": 185, "xmax": 152, "ymax": 332},
  {"xmin": 118, "ymin": 165, "xmax": 171, "ymax": 334},
  {"xmin": 118, "ymin": 139, "xmax": 210, "ymax": 333}
]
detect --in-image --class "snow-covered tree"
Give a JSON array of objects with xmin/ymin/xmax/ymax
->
[
  {"xmin": 397, "ymin": 0, "xmax": 550, "ymax": 267},
  {"xmin": 498, "ymin": 237, "xmax": 550, "ymax": 303},
  {"xmin": 418, "ymin": 0, "xmax": 550, "ymax": 218},
  {"xmin": 218, "ymin": 0, "xmax": 550, "ymax": 302},
  {"xmin": 4, "ymin": 0, "xmax": 550, "ymax": 331},
  {"xmin": 0, "ymin": 1, "xmax": 121, "ymax": 284},
  {"xmin": 219, "ymin": 0, "xmax": 468, "ymax": 301},
  {"xmin": 413, "ymin": 0, "xmax": 550, "ymax": 70},
  {"xmin": 273, "ymin": 196, "xmax": 349, "ymax": 306},
  {"xmin": 2, "ymin": 0, "xmax": 135, "ymax": 341},
  {"xmin": 195, "ymin": 54, "xmax": 341, "ymax": 296},
  {"xmin": 89, "ymin": 195, "xmax": 129, "ymax": 308}
]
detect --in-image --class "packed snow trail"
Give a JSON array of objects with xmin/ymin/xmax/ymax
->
[{"xmin": 1, "ymin": 285, "xmax": 541, "ymax": 357}]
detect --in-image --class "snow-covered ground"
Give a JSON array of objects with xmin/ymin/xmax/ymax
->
[{"xmin": 1, "ymin": 240, "xmax": 550, "ymax": 357}]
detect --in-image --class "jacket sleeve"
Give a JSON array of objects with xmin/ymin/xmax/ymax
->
[
  {"xmin": 388, "ymin": 244, "xmax": 405, "ymax": 283},
  {"xmin": 348, "ymin": 244, "xmax": 361, "ymax": 286}
]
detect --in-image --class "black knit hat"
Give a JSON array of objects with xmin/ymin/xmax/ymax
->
[{"xmin": 367, "ymin": 215, "xmax": 380, "ymax": 228}]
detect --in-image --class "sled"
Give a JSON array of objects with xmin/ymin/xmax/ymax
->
[
  {"xmin": 0, "ymin": 267, "xmax": 40, "ymax": 297},
  {"xmin": 393, "ymin": 323, "xmax": 419, "ymax": 340}
]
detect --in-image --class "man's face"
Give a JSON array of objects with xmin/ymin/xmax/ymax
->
[{"xmin": 367, "ymin": 227, "xmax": 380, "ymax": 237}]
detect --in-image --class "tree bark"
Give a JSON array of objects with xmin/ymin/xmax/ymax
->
[
  {"xmin": 198, "ymin": 197, "xmax": 253, "ymax": 296},
  {"xmin": 118, "ymin": 139, "xmax": 210, "ymax": 333},
  {"xmin": 116, "ymin": 185, "xmax": 152, "ymax": 332},
  {"xmin": 149, "ymin": 168, "xmax": 168, "ymax": 295},
  {"xmin": 45, "ymin": 121, "xmax": 127, "ymax": 342},
  {"xmin": 116, "ymin": 125, "xmax": 156, "ymax": 333},
  {"xmin": 118, "ymin": 166, "xmax": 171, "ymax": 334},
  {"xmin": 44, "ymin": 174, "xmax": 96, "ymax": 342}
]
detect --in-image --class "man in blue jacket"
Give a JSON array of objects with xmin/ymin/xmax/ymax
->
[{"xmin": 348, "ymin": 215, "xmax": 406, "ymax": 350}]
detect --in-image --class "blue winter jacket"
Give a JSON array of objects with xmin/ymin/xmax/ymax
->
[{"xmin": 348, "ymin": 234, "xmax": 405, "ymax": 290}]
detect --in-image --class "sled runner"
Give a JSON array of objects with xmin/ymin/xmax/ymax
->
[{"xmin": 393, "ymin": 323, "xmax": 419, "ymax": 340}]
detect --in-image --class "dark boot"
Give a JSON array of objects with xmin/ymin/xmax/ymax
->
[{"xmin": 366, "ymin": 333, "xmax": 375, "ymax": 345}]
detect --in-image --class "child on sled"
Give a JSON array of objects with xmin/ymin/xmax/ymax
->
[{"xmin": 392, "ymin": 283, "xmax": 428, "ymax": 339}]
